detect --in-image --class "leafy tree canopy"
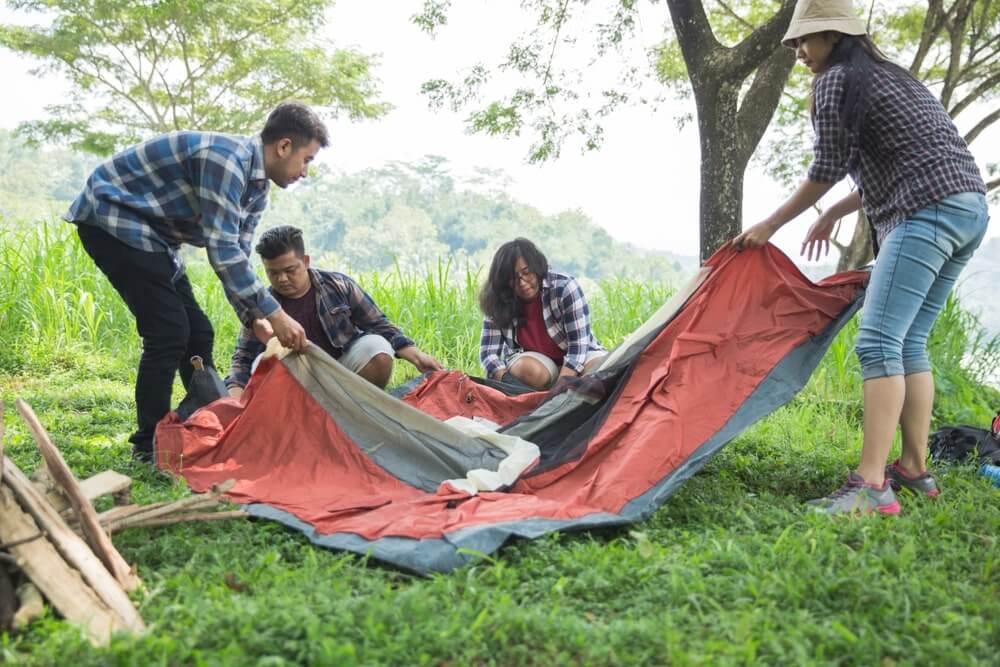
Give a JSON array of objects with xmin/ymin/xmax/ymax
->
[{"xmin": 0, "ymin": 0, "xmax": 390, "ymax": 154}]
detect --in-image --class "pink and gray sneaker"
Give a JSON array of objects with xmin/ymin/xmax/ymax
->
[
  {"xmin": 807, "ymin": 472, "xmax": 901, "ymax": 515},
  {"xmin": 885, "ymin": 459, "xmax": 940, "ymax": 498}
]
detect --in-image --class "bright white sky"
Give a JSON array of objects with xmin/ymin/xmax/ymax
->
[{"xmin": 1, "ymin": 0, "xmax": 997, "ymax": 262}]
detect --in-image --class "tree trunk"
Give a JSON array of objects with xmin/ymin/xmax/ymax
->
[
  {"xmin": 836, "ymin": 210, "xmax": 874, "ymax": 271},
  {"xmin": 696, "ymin": 84, "xmax": 748, "ymax": 263},
  {"xmin": 665, "ymin": 0, "xmax": 797, "ymax": 264}
]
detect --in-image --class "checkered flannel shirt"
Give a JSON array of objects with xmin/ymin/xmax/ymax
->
[
  {"xmin": 64, "ymin": 131, "xmax": 278, "ymax": 324},
  {"xmin": 808, "ymin": 63, "xmax": 985, "ymax": 245},
  {"xmin": 479, "ymin": 271, "xmax": 604, "ymax": 377},
  {"xmin": 226, "ymin": 269, "xmax": 414, "ymax": 388}
]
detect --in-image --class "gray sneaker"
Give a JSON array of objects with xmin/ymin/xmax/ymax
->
[
  {"xmin": 807, "ymin": 472, "xmax": 901, "ymax": 515},
  {"xmin": 885, "ymin": 459, "xmax": 940, "ymax": 498}
]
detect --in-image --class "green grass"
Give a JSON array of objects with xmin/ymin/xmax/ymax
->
[{"xmin": 2, "ymin": 223, "xmax": 1000, "ymax": 665}]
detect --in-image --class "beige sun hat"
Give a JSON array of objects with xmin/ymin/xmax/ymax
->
[{"xmin": 781, "ymin": 0, "xmax": 867, "ymax": 48}]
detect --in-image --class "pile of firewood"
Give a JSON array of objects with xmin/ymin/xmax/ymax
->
[{"xmin": 0, "ymin": 400, "xmax": 246, "ymax": 645}]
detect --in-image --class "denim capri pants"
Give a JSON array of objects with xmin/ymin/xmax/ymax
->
[{"xmin": 855, "ymin": 191, "xmax": 990, "ymax": 380}]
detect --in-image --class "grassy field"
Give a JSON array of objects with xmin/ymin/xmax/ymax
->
[{"xmin": 1, "ymin": 223, "xmax": 999, "ymax": 665}]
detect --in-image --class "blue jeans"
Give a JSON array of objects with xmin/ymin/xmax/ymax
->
[{"xmin": 856, "ymin": 192, "xmax": 989, "ymax": 380}]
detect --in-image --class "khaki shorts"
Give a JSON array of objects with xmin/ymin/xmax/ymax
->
[
  {"xmin": 338, "ymin": 334, "xmax": 394, "ymax": 373},
  {"xmin": 251, "ymin": 334, "xmax": 394, "ymax": 377},
  {"xmin": 507, "ymin": 350, "xmax": 608, "ymax": 385}
]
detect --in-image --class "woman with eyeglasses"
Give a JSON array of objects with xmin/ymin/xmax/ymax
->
[{"xmin": 479, "ymin": 238, "xmax": 607, "ymax": 390}]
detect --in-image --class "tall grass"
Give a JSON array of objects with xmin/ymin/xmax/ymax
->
[
  {"xmin": 3, "ymin": 222, "xmax": 1000, "ymax": 664},
  {"xmin": 2, "ymin": 221, "xmax": 998, "ymax": 425}
]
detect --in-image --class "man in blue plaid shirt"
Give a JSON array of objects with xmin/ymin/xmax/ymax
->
[{"xmin": 65, "ymin": 102, "xmax": 328, "ymax": 462}]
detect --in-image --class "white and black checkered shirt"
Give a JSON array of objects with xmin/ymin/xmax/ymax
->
[
  {"xmin": 479, "ymin": 271, "xmax": 604, "ymax": 376},
  {"xmin": 808, "ymin": 63, "xmax": 985, "ymax": 245}
]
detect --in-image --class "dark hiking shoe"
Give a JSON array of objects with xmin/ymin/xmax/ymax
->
[
  {"xmin": 885, "ymin": 459, "xmax": 940, "ymax": 498},
  {"xmin": 806, "ymin": 472, "xmax": 901, "ymax": 515},
  {"xmin": 131, "ymin": 441, "xmax": 155, "ymax": 465}
]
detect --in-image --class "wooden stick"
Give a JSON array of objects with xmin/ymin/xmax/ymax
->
[
  {"xmin": 51, "ymin": 470, "xmax": 133, "ymax": 515},
  {"xmin": 97, "ymin": 500, "xmax": 173, "ymax": 526},
  {"xmin": 15, "ymin": 399, "xmax": 135, "ymax": 591},
  {"xmin": 0, "ymin": 484, "xmax": 122, "ymax": 644},
  {"xmin": 97, "ymin": 480, "xmax": 236, "ymax": 532},
  {"xmin": 103, "ymin": 480, "xmax": 236, "ymax": 532},
  {"xmin": 12, "ymin": 582, "xmax": 44, "ymax": 630},
  {"xmin": 114, "ymin": 510, "xmax": 248, "ymax": 531},
  {"xmin": 2, "ymin": 457, "xmax": 145, "ymax": 632}
]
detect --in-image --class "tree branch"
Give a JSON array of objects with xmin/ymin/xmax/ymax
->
[
  {"xmin": 940, "ymin": 0, "xmax": 975, "ymax": 109},
  {"xmin": 665, "ymin": 0, "xmax": 720, "ymax": 80},
  {"xmin": 948, "ymin": 69, "xmax": 1000, "ymax": 117},
  {"xmin": 730, "ymin": 0, "xmax": 797, "ymax": 81},
  {"xmin": 715, "ymin": 0, "xmax": 756, "ymax": 32},
  {"xmin": 963, "ymin": 104, "xmax": 1000, "ymax": 145},
  {"xmin": 910, "ymin": 0, "xmax": 947, "ymax": 75},
  {"xmin": 736, "ymin": 45, "xmax": 796, "ymax": 161}
]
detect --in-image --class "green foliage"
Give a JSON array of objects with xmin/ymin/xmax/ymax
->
[
  {"xmin": 757, "ymin": 0, "xmax": 1000, "ymax": 189},
  {"xmin": 263, "ymin": 157, "xmax": 686, "ymax": 284},
  {"xmin": 417, "ymin": 0, "xmax": 654, "ymax": 163},
  {"xmin": 0, "ymin": 0, "xmax": 389, "ymax": 154},
  {"xmin": 2, "ymin": 221, "xmax": 1000, "ymax": 664}
]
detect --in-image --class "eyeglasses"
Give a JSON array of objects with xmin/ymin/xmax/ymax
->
[{"xmin": 513, "ymin": 269, "xmax": 535, "ymax": 285}]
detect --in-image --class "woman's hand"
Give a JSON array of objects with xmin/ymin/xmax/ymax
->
[
  {"xmin": 801, "ymin": 213, "xmax": 837, "ymax": 261},
  {"xmin": 733, "ymin": 219, "xmax": 779, "ymax": 251}
]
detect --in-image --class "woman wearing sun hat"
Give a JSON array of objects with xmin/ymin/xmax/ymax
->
[{"xmin": 733, "ymin": 0, "xmax": 989, "ymax": 514}]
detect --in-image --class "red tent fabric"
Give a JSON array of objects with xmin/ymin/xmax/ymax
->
[{"xmin": 155, "ymin": 245, "xmax": 868, "ymax": 572}]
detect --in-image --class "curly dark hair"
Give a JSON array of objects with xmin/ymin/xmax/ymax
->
[{"xmin": 479, "ymin": 238, "xmax": 549, "ymax": 330}]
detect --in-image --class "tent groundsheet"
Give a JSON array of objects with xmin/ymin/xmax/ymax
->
[{"xmin": 155, "ymin": 245, "xmax": 868, "ymax": 573}]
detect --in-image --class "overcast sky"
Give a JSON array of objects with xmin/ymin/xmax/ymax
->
[{"xmin": 1, "ymin": 0, "xmax": 997, "ymax": 262}]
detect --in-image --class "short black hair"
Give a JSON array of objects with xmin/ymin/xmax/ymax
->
[
  {"xmin": 479, "ymin": 238, "xmax": 549, "ymax": 329},
  {"xmin": 255, "ymin": 225, "xmax": 306, "ymax": 260},
  {"xmin": 260, "ymin": 101, "xmax": 329, "ymax": 148}
]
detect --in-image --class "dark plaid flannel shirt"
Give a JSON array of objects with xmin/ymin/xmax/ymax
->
[
  {"xmin": 226, "ymin": 269, "xmax": 414, "ymax": 388},
  {"xmin": 64, "ymin": 131, "xmax": 278, "ymax": 324},
  {"xmin": 808, "ymin": 64, "xmax": 985, "ymax": 245},
  {"xmin": 479, "ymin": 271, "xmax": 604, "ymax": 377}
]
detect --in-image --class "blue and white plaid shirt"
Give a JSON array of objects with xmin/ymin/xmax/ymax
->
[
  {"xmin": 479, "ymin": 271, "xmax": 604, "ymax": 376},
  {"xmin": 64, "ymin": 131, "xmax": 279, "ymax": 324}
]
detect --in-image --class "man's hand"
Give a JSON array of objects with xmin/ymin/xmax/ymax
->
[
  {"xmin": 228, "ymin": 386, "xmax": 244, "ymax": 398},
  {"xmin": 558, "ymin": 366, "xmax": 579, "ymax": 379},
  {"xmin": 732, "ymin": 219, "xmax": 779, "ymax": 251},
  {"xmin": 491, "ymin": 367, "xmax": 508, "ymax": 381},
  {"xmin": 252, "ymin": 318, "xmax": 274, "ymax": 344},
  {"xmin": 397, "ymin": 345, "xmax": 444, "ymax": 373},
  {"xmin": 266, "ymin": 308, "xmax": 307, "ymax": 352}
]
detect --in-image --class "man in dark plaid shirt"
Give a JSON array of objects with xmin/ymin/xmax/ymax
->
[
  {"xmin": 226, "ymin": 226, "xmax": 442, "ymax": 394},
  {"xmin": 65, "ymin": 102, "xmax": 328, "ymax": 461}
]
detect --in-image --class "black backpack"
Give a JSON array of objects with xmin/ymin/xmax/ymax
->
[{"xmin": 928, "ymin": 411, "xmax": 1000, "ymax": 465}]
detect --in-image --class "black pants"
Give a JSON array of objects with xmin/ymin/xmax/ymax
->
[{"xmin": 77, "ymin": 224, "xmax": 215, "ymax": 454}]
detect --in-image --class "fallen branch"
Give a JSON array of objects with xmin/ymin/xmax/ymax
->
[
  {"xmin": 103, "ymin": 480, "xmax": 236, "ymax": 533},
  {"xmin": 114, "ymin": 509, "xmax": 248, "ymax": 531}
]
